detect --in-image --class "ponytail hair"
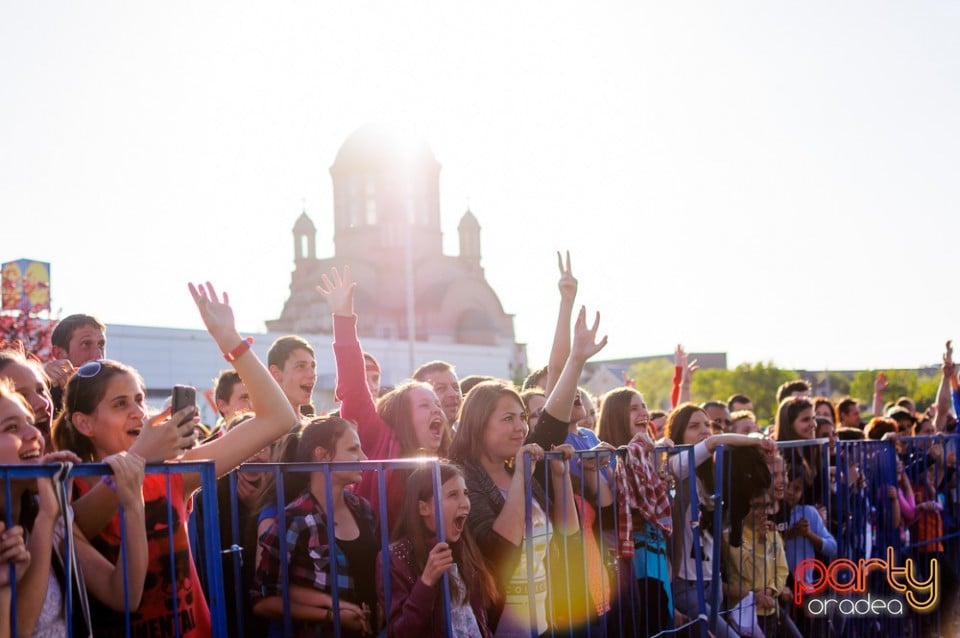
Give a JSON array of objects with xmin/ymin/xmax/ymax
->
[{"xmin": 251, "ymin": 415, "xmax": 354, "ymax": 513}]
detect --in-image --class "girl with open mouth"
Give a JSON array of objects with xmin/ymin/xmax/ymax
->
[
  {"xmin": 378, "ymin": 462, "xmax": 498, "ymax": 637},
  {"xmin": 0, "ymin": 373, "xmax": 148, "ymax": 637},
  {"xmin": 317, "ymin": 265, "xmax": 453, "ymax": 529},
  {"xmin": 51, "ymin": 282, "xmax": 300, "ymax": 637}
]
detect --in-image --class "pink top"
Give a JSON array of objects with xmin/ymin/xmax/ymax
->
[{"xmin": 333, "ymin": 314, "xmax": 405, "ymax": 526}]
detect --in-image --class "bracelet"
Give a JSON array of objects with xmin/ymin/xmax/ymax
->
[
  {"xmin": 223, "ymin": 337, "xmax": 254, "ymax": 362},
  {"xmin": 102, "ymin": 475, "xmax": 117, "ymax": 491}
]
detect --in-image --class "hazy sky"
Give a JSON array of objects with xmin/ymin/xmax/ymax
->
[{"xmin": 2, "ymin": 2, "xmax": 958, "ymax": 372}]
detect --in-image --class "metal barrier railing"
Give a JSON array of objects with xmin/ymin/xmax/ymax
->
[
  {"xmin": 0, "ymin": 460, "xmax": 224, "ymax": 638},
  {"xmin": 25, "ymin": 435, "xmax": 949, "ymax": 638},
  {"xmin": 709, "ymin": 436, "xmax": 960, "ymax": 638}
]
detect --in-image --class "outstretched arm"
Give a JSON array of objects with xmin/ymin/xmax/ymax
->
[
  {"xmin": 935, "ymin": 341, "xmax": 954, "ymax": 432},
  {"xmin": 673, "ymin": 344, "xmax": 698, "ymax": 406},
  {"xmin": 543, "ymin": 307, "xmax": 607, "ymax": 424},
  {"xmin": 872, "ymin": 371, "xmax": 887, "ymax": 419},
  {"xmin": 318, "ymin": 266, "xmax": 394, "ymax": 454},
  {"xmin": 183, "ymin": 282, "xmax": 299, "ymax": 494},
  {"xmin": 544, "ymin": 251, "xmax": 577, "ymax": 394}
]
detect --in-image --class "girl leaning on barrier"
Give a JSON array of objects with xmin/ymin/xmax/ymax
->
[
  {"xmin": 50, "ymin": 282, "xmax": 300, "ymax": 638},
  {"xmin": 0, "ymin": 371, "xmax": 147, "ymax": 638},
  {"xmin": 253, "ymin": 416, "xmax": 381, "ymax": 637}
]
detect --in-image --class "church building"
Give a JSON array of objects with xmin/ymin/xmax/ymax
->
[{"xmin": 268, "ymin": 125, "xmax": 519, "ymax": 353}]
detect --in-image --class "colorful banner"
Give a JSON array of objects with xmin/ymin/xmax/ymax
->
[{"xmin": 2, "ymin": 259, "xmax": 51, "ymax": 311}]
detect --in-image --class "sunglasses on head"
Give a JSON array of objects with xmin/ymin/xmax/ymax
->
[
  {"xmin": 76, "ymin": 360, "xmax": 105, "ymax": 379},
  {"xmin": 68, "ymin": 360, "xmax": 107, "ymax": 415}
]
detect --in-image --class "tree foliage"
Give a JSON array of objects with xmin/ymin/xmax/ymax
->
[
  {"xmin": 691, "ymin": 362, "xmax": 797, "ymax": 424},
  {"xmin": 625, "ymin": 357, "xmax": 675, "ymax": 411},
  {"xmin": 627, "ymin": 359, "xmax": 942, "ymax": 424},
  {"xmin": 627, "ymin": 359, "xmax": 796, "ymax": 423},
  {"xmin": 850, "ymin": 369, "xmax": 941, "ymax": 416}
]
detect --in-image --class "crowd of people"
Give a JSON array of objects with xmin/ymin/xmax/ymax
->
[{"xmin": 0, "ymin": 253, "xmax": 956, "ymax": 638}]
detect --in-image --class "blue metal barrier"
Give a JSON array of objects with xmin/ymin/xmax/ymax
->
[
  {"xmin": 216, "ymin": 458, "xmax": 452, "ymax": 638},
  {"xmin": 0, "ymin": 460, "xmax": 224, "ymax": 638},
  {"xmin": 189, "ymin": 436, "xmax": 959, "ymax": 638}
]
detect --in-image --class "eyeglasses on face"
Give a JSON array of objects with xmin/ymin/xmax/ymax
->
[{"xmin": 711, "ymin": 418, "xmax": 732, "ymax": 427}]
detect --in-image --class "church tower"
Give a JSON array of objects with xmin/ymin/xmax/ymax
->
[
  {"xmin": 268, "ymin": 125, "xmax": 517, "ymax": 350},
  {"xmin": 458, "ymin": 209, "xmax": 481, "ymax": 272},
  {"xmin": 329, "ymin": 125, "xmax": 443, "ymax": 264},
  {"xmin": 293, "ymin": 210, "xmax": 316, "ymax": 262}
]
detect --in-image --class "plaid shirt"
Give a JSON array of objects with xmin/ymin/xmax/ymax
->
[
  {"xmin": 615, "ymin": 432, "xmax": 672, "ymax": 558},
  {"xmin": 255, "ymin": 489, "xmax": 377, "ymax": 605}
]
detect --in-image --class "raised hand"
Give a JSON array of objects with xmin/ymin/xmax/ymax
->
[
  {"xmin": 874, "ymin": 371, "xmax": 888, "ymax": 395},
  {"xmin": 43, "ymin": 359, "xmax": 74, "ymax": 389},
  {"xmin": 188, "ymin": 282, "xmax": 240, "ymax": 348},
  {"xmin": 570, "ymin": 306, "xmax": 608, "ymax": 363},
  {"xmin": 557, "ymin": 251, "xmax": 577, "ymax": 303},
  {"xmin": 104, "ymin": 452, "xmax": 146, "ymax": 509},
  {"xmin": 683, "ymin": 358, "xmax": 699, "ymax": 386},
  {"xmin": 315, "ymin": 266, "xmax": 356, "ymax": 317},
  {"xmin": 943, "ymin": 340, "xmax": 955, "ymax": 378}
]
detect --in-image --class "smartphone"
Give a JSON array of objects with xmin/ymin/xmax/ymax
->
[{"xmin": 171, "ymin": 385, "xmax": 197, "ymax": 427}]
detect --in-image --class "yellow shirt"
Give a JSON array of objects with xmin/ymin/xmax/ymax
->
[{"xmin": 722, "ymin": 526, "xmax": 788, "ymax": 617}]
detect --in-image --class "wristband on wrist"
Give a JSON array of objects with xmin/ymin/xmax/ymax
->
[{"xmin": 224, "ymin": 337, "xmax": 254, "ymax": 362}]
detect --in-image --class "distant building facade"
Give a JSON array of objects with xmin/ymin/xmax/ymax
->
[
  {"xmin": 80, "ymin": 127, "xmax": 527, "ymax": 417},
  {"xmin": 268, "ymin": 125, "xmax": 521, "ymax": 360}
]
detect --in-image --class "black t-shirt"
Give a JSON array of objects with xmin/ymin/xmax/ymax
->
[{"xmin": 338, "ymin": 520, "xmax": 381, "ymax": 630}]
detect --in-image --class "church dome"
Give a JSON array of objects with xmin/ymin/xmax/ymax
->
[{"xmin": 332, "ymin": 124, "xmax": 437, "ymax": 170}]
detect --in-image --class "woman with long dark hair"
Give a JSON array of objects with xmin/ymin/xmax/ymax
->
[
  {"xmin": 663, "ymin": 402, "xmax": 774, "ymax": 638},
  {"xmin": 449, "ymin": 307, "xmax": 604, "ymax": 637},
  {"xmin": 378, "ymin": 462, "xmax": 498, "ymax": 637}
]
